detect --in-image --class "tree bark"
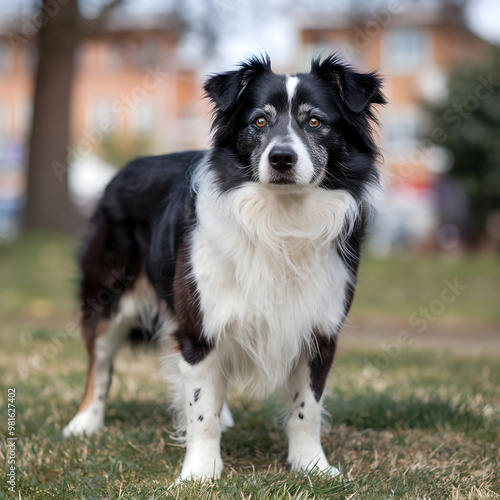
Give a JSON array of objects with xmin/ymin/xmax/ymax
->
[{"xmin": 24, "ymin": 0, "xmax": 79, "ymax": 233}]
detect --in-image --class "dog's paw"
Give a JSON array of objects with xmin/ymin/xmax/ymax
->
[
  {"xmin": 288, "ymin": 449, "xmax": 340, "ymax": 477},
  {"xmin": 308, "ymin": 463, "xmax": 341, "ymax": 477},
  {"xmin": 62, "ymin": 409, "xmax": 104, "ymax": 438},
  {"xmin": 178, "ymin": 453, "xmax": 223, "ymax": 481}
]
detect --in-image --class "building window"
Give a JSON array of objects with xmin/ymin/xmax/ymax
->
[
  {"xmin": 88, "ymin": 98, "xmax": 114, "ymax": 131},
  {"xmin": 138, "ymin": 39, "xmax": 157, "ymax": 68},
  {"xmin": 385, "ymin": 111, "xmax": 423, "ymax": 152},
  {"xmin": 130, "ymin": 99, "xmax": 155, "ymax": 134},
  {"xmin": 106, "ymin": 43, "xmax": 123, "ymax": 71},
  {"xmin": 386, "ymin": 27, "xmax": 427, "ymax": 71}
]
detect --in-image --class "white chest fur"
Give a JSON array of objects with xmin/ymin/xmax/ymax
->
[{"xmin": 190, "ymin": 179, "xmax": 358, "ymax": 396}]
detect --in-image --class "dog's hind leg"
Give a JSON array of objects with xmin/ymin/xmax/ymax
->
[
  {"xmin": 63, "ymin": 300, "xmax": 137, "ymax": 437},
  {"xmin": 285, "ymin": 335, "xmax": 340, "ymax": 476}
]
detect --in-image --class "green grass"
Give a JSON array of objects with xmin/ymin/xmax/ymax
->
[
  {"xmin": 0, "ymin": 232, "xmax": 78, "ymax": 323},
  {"xmin": 1, "ymin": 233, "xmax": 499, "ymax": 499}
]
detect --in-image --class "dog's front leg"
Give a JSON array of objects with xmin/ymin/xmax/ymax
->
[
  {"xmin": 285, "ymin": 334, "xmax": 340, "ymax": 476},
  {"xmin": 178, "ymin": 353, "xmax": 226, "ymax": 480}
]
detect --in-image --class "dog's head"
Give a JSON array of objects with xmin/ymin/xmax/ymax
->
[{"xmin": 204, "ymin": 54, "xmax": 385, "ymax": 195}]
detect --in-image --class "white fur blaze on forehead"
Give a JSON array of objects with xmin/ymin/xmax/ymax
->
[{"xmin": 286, "ymin": 76, "xmax": 299, "ymax": 103}]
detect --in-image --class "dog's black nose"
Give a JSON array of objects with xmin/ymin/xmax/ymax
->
[{"xmin": 268, "ymin": 145, "xmax": 297, "ymax": 171}]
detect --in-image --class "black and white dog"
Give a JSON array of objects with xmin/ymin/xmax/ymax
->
[{"xmin": 63, "ymin": 54, "xmax": 385, "ymax": 480}]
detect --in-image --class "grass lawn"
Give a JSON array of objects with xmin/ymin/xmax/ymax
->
[{"xmin": 1, "ymin": 233, "xmax": 499, "ymax": 499}]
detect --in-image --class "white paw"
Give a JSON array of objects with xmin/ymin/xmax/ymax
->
[
  {"xmin": 63, "ymin": 409, "xmax": 104, "ymax": 438},
  {"xmin": 220, "ymin": 400, "xmax": 234, "ymax": 432},
  {"xmin": 311, "ymin": 463, "xmax": 340, "ymax": 477},
  {"xmin": 179, "ymin": 453, "xmax": 223, "ymax": 481},
  {"xmin": 288, "ymin": 449, "xmax": 340, "ymax": 477}
]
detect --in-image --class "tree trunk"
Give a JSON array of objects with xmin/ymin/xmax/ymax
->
[{"xmin": 24, "ymin": 0, "xmax": 79, "ymax": 233}]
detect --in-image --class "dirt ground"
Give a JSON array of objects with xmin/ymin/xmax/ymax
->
[{"xmin": 342, "ymin": 315, "xmax": 500, "ymax": 355}]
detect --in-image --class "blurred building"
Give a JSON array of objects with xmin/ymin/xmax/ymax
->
[
  {"xmin": 295, "ymin": 0, "xmax": 492, "ymax": 253},
  {"xmin": 0, "ymin": 20, "xmax": 209, "ymax": 238},
  {"xmin": 72, "ymin": 29, "xmax": 208, "ymax": 154},
  {"xmin": 0, "ymin": 26, "xmax": 208, "ymax": 155},
  {"xmin": 0, "ymin": 34, "xmax": 33, "ymax": 239}
]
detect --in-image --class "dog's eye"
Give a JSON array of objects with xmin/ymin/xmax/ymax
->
[
  {"xmin": 255, "ymin": 117, "xmax": 267, "ymax": 128},
  {"xmin": 309, "ymin": 117, "xmax": 321, "ymax": 128}
]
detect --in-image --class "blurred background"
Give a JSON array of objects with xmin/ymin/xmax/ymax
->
[
  {"xmin": 0, "ymin": 0, "xmax": 499, "ymax": 354},
  {"xmin": 1, "ymin": 0, "xmax": 500, "ymax": 252}
]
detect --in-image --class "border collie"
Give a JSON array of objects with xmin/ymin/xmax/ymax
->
[{"xmin": 63, "ymin": 54, "xmax": 385, "ymax": 480}]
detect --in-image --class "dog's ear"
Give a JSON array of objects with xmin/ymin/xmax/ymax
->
[
  {"xmin": 311, "ymin": 54, "xmax": 385, "ymax": 114},
  {"xmin": 204, "ymin": 55, "xmax": 272, "ymax": 113}
]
